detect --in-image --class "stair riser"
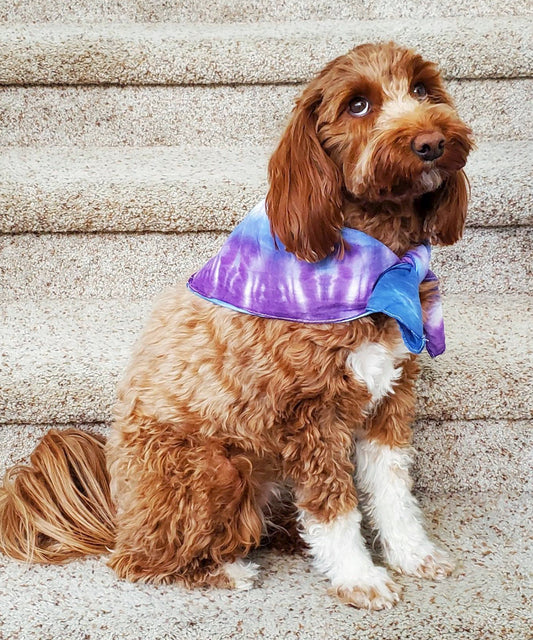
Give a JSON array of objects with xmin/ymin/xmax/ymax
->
[
  {"xmin": 1, "ymin": 290, "xmax": 529, "ymax": 424},
  {"xmin": 0, "ymin": 421, "xmax": 530, "ymax": 496},
  {"xmin": 3, "ymin": 370, "xmax": 526, "ymax": 424},
  {"xmin": 1, "ymin": 228, "xmax": 531, "ymax": 302},
  {"xmin": 0, "ymin": 20, "xmax": 530, "ymax": 86},
  {"xmin": 413, "ymin": 420, "xmax": 532, "ymax": 496},
  {"xmin": 0, "ymin": 79, "xmax": 530, "ymax": 147},
  {"xmin": 0, "ymin": 142, "xmax": 530, "ymax": 234},
  {"xmin": 1, "ymin": 0, "xmax": 530, "ymax": 22}
]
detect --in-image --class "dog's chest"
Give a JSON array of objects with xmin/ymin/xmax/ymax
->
[{"xmin": 346, "ymin": 340, "xmax": 410, "ymax": 407}]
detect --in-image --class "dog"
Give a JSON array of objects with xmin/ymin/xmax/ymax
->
[{"xmin": 0, "ymin": 42, "xmax": 473, "ymax": 610}]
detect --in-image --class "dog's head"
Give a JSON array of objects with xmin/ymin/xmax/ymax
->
[{"xmin": 266, "ymin": 42, "xmax": 474, "ymax": 262}]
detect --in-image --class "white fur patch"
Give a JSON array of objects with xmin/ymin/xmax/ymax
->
[
  {"xmin": 347, "ymin": 341, "xmax": 408, "ymax": 406},
  {"xmin": 223, "ymin": 559, "xmax": 259, "ymax": 590},
  {"xmin": 353, "ymin": 145, "xmax": 373, "ymax": 186},
  {"xmin": 419, "ymin": 169, "xmax": 443, "ymax": 192},
  {"xmin": 355, "ymin": 439, "xmax": 452, "ymax": 577},
  {"xmin": 299, "ymin": 507, "xmax": 394, "ymax": 593},
  {"xmin": 378, "ymin": 93, "xmax": 420, "ymax": 122}
]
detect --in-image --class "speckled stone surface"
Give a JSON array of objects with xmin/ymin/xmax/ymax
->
[
  {"xmin": 0, "ymin": 141, "xmax": 531, "ymax": 234},
  {"xmin": 1, "ymin": 228, "xmax": 531, "ymax": 303},
  {"xmin": 0, "ymin": 295, "xmax": 531, "ymax": 425},
  {"xmin": 0, "ymin": 80, "xmax": 530, "ymax": 147},
  {"xmin": 0, "ymin": 488, "xmax": 530, "ymax": 640},
  {"xmin": 0, "ymin": 19, "xmax": 531, "ymax": 86},
  {"xmin": 1, "ymin": 0, "xmax": 531, "ymax": 22}
]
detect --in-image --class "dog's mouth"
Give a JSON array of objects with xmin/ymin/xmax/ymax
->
[
  {"xmin": 349, "ymin": 137, "xmax": 470, "ymax": 202},
  {"xmin": 354, "ymin": 166, "xmax": 445, "ymax": 201},
  {"xmin": 417, "ymin": 168, "xmax": 444, "ymax": 193},
  {"xmin": 345, "ymin": 105, "xmax": 474, "ymax": 202}
]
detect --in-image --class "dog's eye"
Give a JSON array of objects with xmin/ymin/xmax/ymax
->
[
  {"xmin": 413, "ymin": 83, "xmax": 428, "ymax": 99},
  {"xmin": 348, "ymin": 97, "xmax": 371, "ymax": 117}
]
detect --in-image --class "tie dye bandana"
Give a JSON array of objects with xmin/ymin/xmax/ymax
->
[{"xmin": 188, "ymin": 200, "xmax": 445, "ymax": 357}]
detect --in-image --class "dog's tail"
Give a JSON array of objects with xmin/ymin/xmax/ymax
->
[{"xmin": 0, "ymin": 428, "xmax": 115, "ymax": 563}]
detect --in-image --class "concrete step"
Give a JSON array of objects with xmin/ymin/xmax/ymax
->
[
  {"xmin": 0, "ymin": 485, "xmax": 529, "ymax": 639},
  {"xmin": 0, "ymin": 19, "xmax": 531, "ymax": 86},
  {"xmin": 1, "ymin": 228, "xmax": 531, "ymax": 302},
  {"xmin": 0, "ymin": 79, "xmax": 530, "ymax": 147},
  {"xmin": 0, "ymin": 295, "xmax": 531, "ymax": 426},
  {"xmin": 0, "ymin": 141, "xmax": 530, "ymax": 234},
  {"xmin": 1, "ymin": 0, "xmax": 530, "ymax": 23}
]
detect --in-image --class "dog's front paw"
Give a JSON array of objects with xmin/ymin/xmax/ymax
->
[
  {"xmin": 222, "ymin": 559, "xmax": 259, "ymax": 590},
  {"xmin": 331, "ymin": 566, "xmax": 401, "ymax": 610},
  {"xmin": 409, "ymin": 548, "xmax": 454, "ymax": 580},
  {"xmin": 387, "ymin": 544, "xmax": 454, "ymax": 581}
]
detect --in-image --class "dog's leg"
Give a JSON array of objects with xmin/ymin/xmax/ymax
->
[
  {"xmin": 355, "ymin": 357, "xmax": 454, "ymax": 580},
  {"xmin": 107, "ymin": 431, "xmax": 263, "ymax": 588},
  {"xmin": 298, "ymin": 505, "xmax": 401, "ymax": 610},
  {"xmin": 283, "ymin": 404, "xmax": 401, "ymax": 610}
]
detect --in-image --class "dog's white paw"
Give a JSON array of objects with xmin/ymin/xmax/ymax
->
[
  {"xmin": 222, "ymin": 559, "xmax": 259, "ymax": 590},
  {"xmin": 332, "ymin": 565, "xmax": 401, "ymax": 610},
  {"xmin": 386, "ymin": 543, "xmax": 454, "ymax": 580}
]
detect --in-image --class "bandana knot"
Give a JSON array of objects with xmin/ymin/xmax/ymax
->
[{"xmin": 188, "ymin": 200, "xmax": 445, "ymax": 356}]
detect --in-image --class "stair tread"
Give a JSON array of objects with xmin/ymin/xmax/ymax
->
[
  {"xmin": 0, "ymin": 488, "xmax": 529, "ymax": 639},
  {"xmin": 0, "ymin": 80, "xmax": 529, "ymax": 148},
  {"xmin": 3, "ymin": 0, "xmax": 531, "ymax": 23},
  {"xmin": 0, "ymin": 294, "xmax": 531, "ymax": 424},
  {"xmin": 0, "ymin": 18, "xmax": 531, "ymax": 85},
  {"xmin": 0, "ymin": 140, "xmax": 531, "ymax": 233},
  {"xmin": 1, "ymin": 227, "xmax": 531, "ymax": 301}
]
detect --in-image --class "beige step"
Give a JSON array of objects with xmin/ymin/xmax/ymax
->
[
  {"xmin": 0, "ymin": 79, "xmax": 530, "ymax": 147},
  {"xmin": 0, "ymin": 295, "xmax": 531, "ymax": 426},
  {"xmin": 0, "ymin": 141, "xmax": 530, "ymax": 234},
  {"xmin": 0, "ymin": 488, "xmax": 529, "ymax": 638},
  {"xmin": 1, "ymin": 228, "xmax": 531, "ymax": 303},
  {"xmin": 0, "ymin": 19, "xmax": 530, "ymax": 86},
  {"xmin": 1, "ymin": 0, "xmax": 530, "ymax": 22}
]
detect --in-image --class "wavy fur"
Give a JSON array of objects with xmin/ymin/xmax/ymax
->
[{"xmin": 0, "ymin": 43, "xmax": 472, "ymax": 609}]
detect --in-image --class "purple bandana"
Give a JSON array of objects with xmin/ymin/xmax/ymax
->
[{"xmin": 188, "ymin": 200, "xmax": 445, "ymax": 356}]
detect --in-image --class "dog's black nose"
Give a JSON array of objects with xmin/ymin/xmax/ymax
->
[{"xmin": 411, "ymin": 132, "xmax": 445, "ymax": 161}]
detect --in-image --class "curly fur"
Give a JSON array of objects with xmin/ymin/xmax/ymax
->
[{"xmin": 0, "ymin": 42, "xmax": 473, "ymax": 609}]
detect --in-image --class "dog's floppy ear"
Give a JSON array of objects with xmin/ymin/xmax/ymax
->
[
  {"xmin": 266, "ymin": 77, "xmax": 343, "ymax": 262},
  {"xmin": 421, "ymin": 169, "xmax": 470, "ymax": 245}
]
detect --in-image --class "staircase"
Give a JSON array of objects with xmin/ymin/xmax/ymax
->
[{"xmin": 0, "ymin": 2, "xmax": 531, "ymax": 638}]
